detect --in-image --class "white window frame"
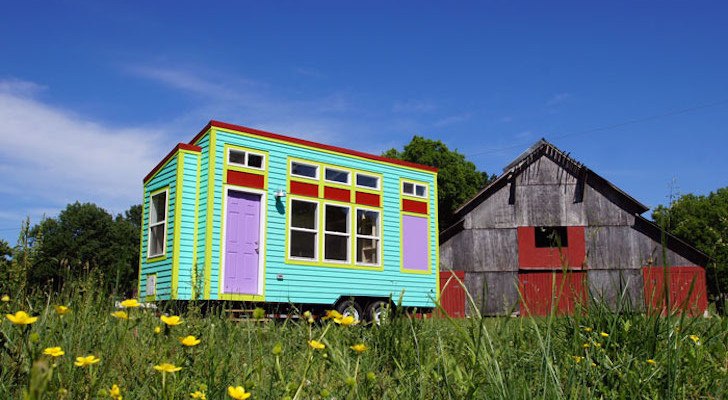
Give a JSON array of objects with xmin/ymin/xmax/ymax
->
[
  {"xmin": 288, "ymin": 198, "xmax": 319, "ymax": 260},
  {"xmin": 147, "ymin": 188, "xmax": 169, "ymax": 258},
  {"xmin": 355, "ymin": 173, "xmax": 380, "ymax": 190},
  {"xmin": 323, "ymin": 204, "xmax": 351, "ymax": 263},
  {"xmin": 402, "ymin": 181, "xmax": 428, "ymax": 198},
  {"xmin": 227, "ymin": 148, "xmax": 266, "ymax": 170},
  {"xmin": 355, "ymin": 207, "xmax": 381, "ymax": 266},
  {"xmin": 290, "ymin": 161, "xmax": 319, "ymax": 180},
  {"xmin": 324, "ymin": 167, "xmax": 351, "ymax": 185}
]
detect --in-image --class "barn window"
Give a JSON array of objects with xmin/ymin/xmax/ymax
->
[
  {"xmin": 534, "ymin": 226, "xmax": 569, "ymax": 248},
  {"xmin": 289, "ymin": 199, "xmax": 318, "ymax": 259},
  {"xmin": 356, "ymin": 209, "xmax": 380, "ymax": 265},
  {"xmin": 147, "ymin": 189, "xmax": 168, "ymax": 258},
  {"xmin": 324, "ymin": 204, "xmax": 350, "ymax": 262}
]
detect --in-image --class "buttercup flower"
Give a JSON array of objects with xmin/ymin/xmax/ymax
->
[
  {"xmin": 227, "ymin": 385, "xmax": 251, "ymax": 399},
  {"xmin": 154, "ymin": 326, "xmax": 162, "ymax": 334},
  {"xmin": 6, "ymin": 311, "xmax": 38, "ymax": 325},
  {"xmin": 308, "ymin": 340, "xmax": 326, "ymax": 350},
  {"xmin": 111, "ymin": 311, "xmax": 129, "ymax": 320},
  {"xmin": 153, "ymin": 363, "xmax": 182, "ymax": 373},
  {"xmin": 43, "ymin": 347, "xmax": 65, "ymax": 357},
  {"xmin": 688, "ymin": 335, "xmax": 701, "ymax": 345},
  {"xmin": 54, "ymin": 305, "xmax": 71, "ymax": 316},
  {"xmin": 323, "ymin": 310, "xmax": 342, "ymax": 320},
  {"xmin": 180, "ymin": 335, "xmax": 201, "ymax": 347},
  {"xmin": 1, "ymin": 295, "xmax": 9, "ymax": 302},
  {"xmin": 161, "ymin": 315, "xmax": 183, "ymax": 326},
  {"xmin": 583, "ymin": 327, "xmax": 593, "ymax": 333},
  {"xmin": 109, "ymin": 384, "xmax": 122, "ymax": 400},
  {"xmin": 334, "ymin": 315, "xmax": 359, "ymax": 326},
  {"xmin": 120, "ymin": 299, "xmax": 141, "ymax": 308},
  {"xmin": 74, "ymin": 355, "xmax": 101, "ymax": 367},
  {"xmin": 190, "ymin": 390, "xmax": 207, "ymax": 399},
  {"xmin": 350, "ymin": 343, "xmax": 367, "ymax": 353},
  {"xmin": 572, "ymin": 355, "xmax": 583, "ymax": 363},
  {"xmin": 646, "ymin": 359, "xmax": 657, "ymax": 366},
  {"xmin": 582, "ymin": 343, "xmax": 590, "ymax": 349},
  {"xmin": 600, "ymin": 332, "xmax": 609, "ymax": 338}
]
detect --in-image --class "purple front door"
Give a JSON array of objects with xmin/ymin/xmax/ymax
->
[{"xmin": 224, "ymin": 190, "xmax": 261, "ymax": 294}]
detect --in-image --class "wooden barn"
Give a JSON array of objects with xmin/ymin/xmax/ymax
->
[
  {"xmin": 138, "ymin": 120, "xmax": 439, "ymax": 320},
  {"xmin": 439, "ymin": 139, "xmax": 709, "ymax": 317}
]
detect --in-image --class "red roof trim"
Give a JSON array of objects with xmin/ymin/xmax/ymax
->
[
  {"xmin": 143, "ymin": 143, "xmax": 202, "ymax": 183},
  {"xmin": 191, "ymin": 120, "xmax": 438, "ymax": 173}
]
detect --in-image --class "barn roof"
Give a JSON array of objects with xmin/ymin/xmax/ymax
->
[{"xmin": 441, "ymin": 139, "xmax": 709, "ymax": 266}]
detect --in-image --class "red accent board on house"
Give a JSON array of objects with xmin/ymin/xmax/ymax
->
[
  {"xmin": 226, "ymin": 170, "xmax": 265, "ymax": 189},
  {"xmin": 402, "ymin": 199, "xmax": 428, "ymax": 214},
  {"xmin": 437, "ymin": 271, "xmax": 466, "ymax": 318},
  {"xmin": 519, "ymin": 271, "xmax": 587, "ymax": 316},
  {"xmin": 643, "ymin": 266, "xmax": 707, "ymax": 316},
  {"xmin": 290, "ymin": 181, "xmax": 319, "ymax": 198},
  {"xmin": 324, "ymin": 186, "xmax": 350, "ymax": 202},
  {"xmin": 355, "ymin": 191, "xmax": 380, "ymax": 207},
  {"xmin": 517, "ymin": 226, "xmax": 586, "ymax": 269}
]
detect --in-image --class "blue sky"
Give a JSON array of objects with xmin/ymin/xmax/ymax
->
[{"xmin": 1, "ymin": 1, "xmax": 727, "ymax": 244}]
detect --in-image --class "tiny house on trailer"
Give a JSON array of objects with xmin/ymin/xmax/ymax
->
[{"xmin": 139, "ymin": 120, "xmax": 439, "ymax": 320}]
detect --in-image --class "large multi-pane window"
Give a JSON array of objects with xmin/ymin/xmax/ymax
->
[
  {"xmin": 148, "ymin": 189, "xmax": 168, "ymax": 258},
  {"xmin": 324, "ymin": 205, "xmax": 350, "ymax": 262},
  {"xmin": 289, "ymin": 200, "xmax": 318, "ymax": 259},
  {"xmin": 356, "ymin": 209, "xmax": 380, "ymax": 265}
]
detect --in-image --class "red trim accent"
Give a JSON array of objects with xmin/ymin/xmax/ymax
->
[
  {"xmin": 643, "ymin": 266, "xmax": 708, "ymax": 315},
  {"xmin": 402, "ymin": 199, "xmax": 428, "ymax": 214},
  {"xmin": 517, "ymin": 226, "xmax": 586, "ymax": 269},
  {"xmin": 190, "ymin": 120, "xmax": 438, "ymax": 173},
  {"xmin": 519, "ymin": 271, "xmax": 587, "ymax": 316},
  {"xmin": 226, "ymin": 170, "xmax": 265, "ymax": 189},
  {"xmin": 355, "ymin": 191, "xmax": 380, "ymax": 207},
  {"xmin": 324, "ymin": 186, "xmax": 350, "ymax": 202},
  {"xmin": 437, "ymin": 271, "xmax": 466, "ymax": 318},
  {"xmin": 290, "ymin": 181, "xmax": 319, "ymax": 198},
  {"xmin": 143, "ymin": 143, "xmax": 202, "ymax": 183}
]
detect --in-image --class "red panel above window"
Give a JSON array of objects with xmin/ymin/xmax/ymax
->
[
  {"xmin": 290, "ymin": 181, "xmax": 319, "ymax": 198},
  {"xmin": 355, "ymin": 191, "xmax": 380, "ymax": 207},
  {"xmin": 226, "ymin": 170, "xmax": 265, "ymax": 189},
  {"xmin": 402, "ymin": 199, "xmax": 428, "ymax": 214},
  {"xmin": 517, "ymin": 226, "xmax": 585, "ymax": 269},
  {"xmin": 324, "ymin": 186, "xmax": 350, "ymax": 202}
]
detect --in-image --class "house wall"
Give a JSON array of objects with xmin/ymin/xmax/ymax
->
[{"xmin": 190, "ymin": 126, "xmax": 439, "ymax": 308}]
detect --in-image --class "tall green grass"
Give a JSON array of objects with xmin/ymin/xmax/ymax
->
[{"xmin": 1, "ymin": 277, "xmax": 725, "ymax": 399}]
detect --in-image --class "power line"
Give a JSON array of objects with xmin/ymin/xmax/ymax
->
[{"xmin": 467, "ymin": 98, "xmax": 728, "ymax": 157}]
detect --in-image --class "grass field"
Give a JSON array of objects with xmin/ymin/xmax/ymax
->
[{"xmin": 1, "ymin": 279, "xmax": 726, "ymax": 399}]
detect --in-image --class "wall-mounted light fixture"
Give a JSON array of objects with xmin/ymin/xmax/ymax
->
[{"xmin": 274, "ymin": 188, "xmax": 287, "ymax": 199}]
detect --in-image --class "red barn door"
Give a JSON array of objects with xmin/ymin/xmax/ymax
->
[
  {"xmin": 519, "ymin": 271, "xmax": 587, "ymax": 316},
  {"xmin": 643, "ymin": 266, "xmax": 707, "ymax": 316},
  {"xmin": 438, "ymin": 271, "xmax": 466, "ymax": 318}
]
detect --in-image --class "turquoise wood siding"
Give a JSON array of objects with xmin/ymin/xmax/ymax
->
[
  {"xmin": 175, "ymin": 151, "xmax": 200, "ymax": 299},
  {"xmin": 209, "ymin": 128, "xmax": 438, "ymax": 308},
  {"xmin": 140, "ymin": 156, "xmax": 177, "ymax": 300},
  {"xmin": 195, "ymin": 134, "xmax": 210, "ymax": 298}
]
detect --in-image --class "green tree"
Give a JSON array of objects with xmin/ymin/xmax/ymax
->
[
  {"xmin": 384, "ymin": 136, "xmax": 495, "ymax": 228},
  {"xmin": 652, "ymin": 188, "xmax": 728, "ymax": 304}
]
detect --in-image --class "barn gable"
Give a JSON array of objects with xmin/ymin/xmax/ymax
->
[{"xmin": 440, "ymin": 139, "xmax": 708, "ymax": 316}]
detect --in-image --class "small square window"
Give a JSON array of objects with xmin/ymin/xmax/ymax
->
[
  {"xmin": 247, "ymin": 153, "xmax": 264, "ymax": 168},
  {"xmin": 356, "ymin": 173, "xmax": 379, "ymax": 189},
  {"xmin": 292, "ymin": 162, "xmax": 318, "ymax": 179},
  {"xmin": 146, "ymin": 274, "xmax": 156, "ymax": 296},
  {"xmin": 403, "ymin": 182, "xmax": 414, "ymax": 195},
  {"xmin": 415, "ymin": 185, "xmax": 426, "ymax": 197},
  {"xmin": 325, "ymin": 168, "xmax": 350, "ymax": 184},
  {"xmin": 229, "ymin": 149, "xmax": 246, "ymax": 166},
  {"xmin": 534, "ymin": 226, "xmax": 569, "ymax": 248}
]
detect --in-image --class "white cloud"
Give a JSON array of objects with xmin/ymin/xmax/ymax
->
[
  {"xmin": 0, "ymin": 79, "xmax": 168, "ymax": 234},
  {"xmin": 546, "ymin": 92, "xmax": 572, "ymax": 107}
]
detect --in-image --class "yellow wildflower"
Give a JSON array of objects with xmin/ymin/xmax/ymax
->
[
  {"xmin": 227, "ymin": 386, "xmax": 251, "ymax": 400},
  {"xmin": 153, "ymin": 362, "xmax": 182, "ymax": 373},
  {"xmin": 334, "ymin": 315, "xmax": 359, "ymax": 326},
  {"xmin": 308, "ymin": 340, "xmax": 326, "ymax": 350},
  {"xmin": 120, "ymin": 299, "xmax": 141, "ymax": 308},
  {"xmin": 350, "ymin": 343, "xmax": 367, "ymax": 353},
  {"xmin": 595, "ymin": 342, "xmax": 602, "ymax": 348},
  {"xmin": 323, "ymin": 310, "xmax": 342, "ymax": 320},
  {"xmin": 688, "ymin": 335, "xmax": 701, "ymax": 345},
  {"xmin": 111, "ymin": 311, "xmax": 129, "ymax": 320},
  {"xmin": 600, "ymin": 332, "xmax": 609, "ymax": 338},
  {"xmin": 154, "ymin": 326, "xmax": 162, "ymax": 334},
  {"xmin": 74, "ymin": 355, "xmax": 101, "ymax": 367},
  {"xmin": 179, "ymin": 335, "xmax": 201, "ymax": 347},
  {"xmin": 572, "ymin": 355, "xmax": 583, "ymax": 363},
  {"xmin": 109, "ymin": 384, "xmax": 122, "ymax": 400},
  {"xmin": 646, "ymin": 359, "xmax": 657, "ymax": 366},
  {"xmin": 54, "ymin": 305, "xmax": 71, "ymax": 316},
  {"xmin": 190, "ymin": 390, "xmax": 207, "ymax": 399},
  {"xmin": 582, "ymin": 343, "xmax": 590, "ymax": 349},
  {"xmin": 1, "ymin": 295, "xmax": 9, "ymax": 302},
  {"xmin": 43, "ymin": 347, "xmax": 65, "ymax": 357},
  {"xmin": 6, "ymin": 311, "xmax": 38, "ymax": 325},
  {"xmin": 161, "ymin": 315, "xmax": 183, "ymax": 326},
  {"xmin": 583, "ymin": 327, "xmax": 592, "ymax": 333}
]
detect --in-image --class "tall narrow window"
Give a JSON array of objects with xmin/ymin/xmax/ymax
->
[
  {"xmin": 356, "ymin": 209, "xmax": 380, "ymax": 265},
  {"xmin": 324, "ymin": 205, "xmax": 350, "ymax": 262},
  {"xmin": 148, "ymin": 190, "xmax": 168, "ymax": 258},
  {"xmin": 290, "ymin": 200, "xmax": 318, "ymax": 259}
]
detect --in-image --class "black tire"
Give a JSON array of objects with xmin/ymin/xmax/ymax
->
[
  {"xmin": 335, "ymin": 298, "xmax": 364, "ymax": 321},
  {"xmin": 366, "ymin": 300, "xmax": 391, "ymax": 325}
]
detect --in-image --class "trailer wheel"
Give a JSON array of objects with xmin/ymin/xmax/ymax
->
[
  {"xmin": 366, "ymin": 300, "xmax": 391, "ymax": 325},
  {"xmin": 335, "ymin": 299, "xmax": 363, "ymax": 321}
]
